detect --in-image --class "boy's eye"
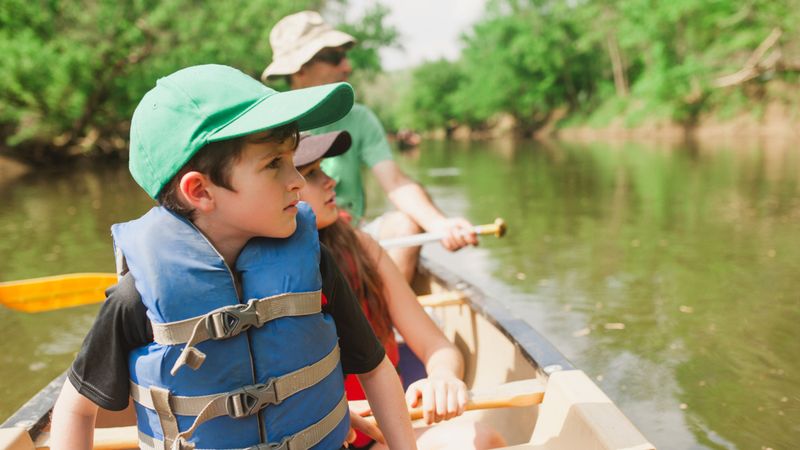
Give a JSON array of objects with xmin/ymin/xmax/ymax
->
[{"xmin": 265, "ymin": 156, "xmax": 282, "ymax": 169}]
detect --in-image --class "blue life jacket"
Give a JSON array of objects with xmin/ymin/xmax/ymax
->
[{"xmin": 111, "ymin": 203, "xmax": 349, "ymax": 449}]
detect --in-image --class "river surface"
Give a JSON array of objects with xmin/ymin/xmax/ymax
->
[{"xmin": 1, "ymin": 138, "xmax": 798, "ymax": 449}]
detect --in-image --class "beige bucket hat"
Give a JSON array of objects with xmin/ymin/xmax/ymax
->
[{"xmin": 261, "ymin": 11, "xmax": 356, "ymax": 81}]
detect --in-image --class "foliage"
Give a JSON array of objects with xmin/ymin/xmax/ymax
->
[
  {"xmin": 0, "ymin": 0, "xmax": 397, "ymax": 165},
  {"xmin": 400, "ymin": 60, "xmax": 464, "ymax": 134},
  {"xmin": 394, "ymin": 0, "xmax": 800, "ymax": 135},
  {"xmin": 337, "ymin": 3, "xmax": 399, "ymax": 78}
]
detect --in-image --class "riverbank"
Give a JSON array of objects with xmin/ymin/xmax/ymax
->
[
  {"xmin": 555, "ymin": 101, "xmax": 800, "ymax": 144},
  {"xmin": 422, "ymin": 101, "xmax": 799, "ymax": 146}
]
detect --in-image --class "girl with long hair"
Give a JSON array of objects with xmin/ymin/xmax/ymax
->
[{"xmin": 294, "ymin": 132, "xmax": 505, "ymax": 450}]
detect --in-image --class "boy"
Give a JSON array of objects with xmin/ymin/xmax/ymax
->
[{"xmin": 50, "ymin": 64, "xmax": 416, "ymax": 450}]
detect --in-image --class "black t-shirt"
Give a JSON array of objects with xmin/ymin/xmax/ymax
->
[{"xmin": 68, "ymin": 245, "xmax": 385, "ymax": 411}]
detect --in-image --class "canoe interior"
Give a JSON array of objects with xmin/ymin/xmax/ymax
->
[
  {"xmin": 417, "ymin": 258, "xmax": 656, "ymax": 449},
  {"xmin": 1, "ymin": 257, "xmax": 655, "ymax": 449}
]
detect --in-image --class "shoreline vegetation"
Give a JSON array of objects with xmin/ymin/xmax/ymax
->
[
  {"xmin": 366, "ymin": 1, "xmax": 800, "ymax": 146},
  {"xmin": 2, "ymin": 0, "xmax": 798, "ymax": 167}
]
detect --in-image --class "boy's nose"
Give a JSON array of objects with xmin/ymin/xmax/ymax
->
[{"xmin": 288, "ymin": 167, "xmax": 306, "ymax": 190}]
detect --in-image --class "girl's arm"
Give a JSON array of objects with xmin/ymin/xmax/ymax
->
[
  {"xmin": 50, "ymin": 379, "xmax": 99, "ymax": 450},
  {"xmin": 357, "ymin": 356, "xmax": 417, "ymax": 450},
  {"xmin": 357, "ymin": 232, "xmax": 468, "ymax": 425}
]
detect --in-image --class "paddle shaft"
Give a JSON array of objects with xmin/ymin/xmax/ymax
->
[
  {"xmin": 364, "ymin": 378, "xmax": 544, "ymax": 424},
  {"xmin": 379, "ymin": 218, "xmax": 506, "ymax": 249},
  {"xmin": 2, "ymin": 217, "xmax": 505, "ymax": 312}
]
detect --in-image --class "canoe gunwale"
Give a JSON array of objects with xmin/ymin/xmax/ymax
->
[
  {"xmin": 0, "ymin": 371, "xmax": 66, "ymax": 439},
  {"xmin": 420, "ymin": 256, "xmax": 575, "ymax": 375}
]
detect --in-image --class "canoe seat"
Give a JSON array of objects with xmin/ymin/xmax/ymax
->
[{"xmin": 515, "ymin": 370, "xmax": 656, "ymax": 450}]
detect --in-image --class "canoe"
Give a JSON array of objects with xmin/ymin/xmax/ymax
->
[{"xmin": 0, "ymin": 256, "xmax": 656, "ymax": 449}]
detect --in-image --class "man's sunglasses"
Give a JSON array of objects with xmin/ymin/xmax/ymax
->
[{"xmin": 311, "ymin": 49, "xmax": 348, "ymax": 66}]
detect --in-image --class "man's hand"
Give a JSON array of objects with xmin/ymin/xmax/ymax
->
[
  {"xmin": 428, "ymin": 217, "xmax": 478, "ymax": 251},
  {"xmin": 404, "ymin": 375, "xmax": 469, "ymax": 425}
]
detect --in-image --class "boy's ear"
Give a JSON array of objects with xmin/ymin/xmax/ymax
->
[{"xmin": 178, "ymin": 171, "xmax": 215, "ymax": 212}]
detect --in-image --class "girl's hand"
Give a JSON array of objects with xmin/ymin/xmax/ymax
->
[
  {"xmin": 344, "ymin": 402, "xmax": 385, "ymax": 447},
  {"xmin": 405, "ymin": 375, "xmax": 468, "ymax": 425}
]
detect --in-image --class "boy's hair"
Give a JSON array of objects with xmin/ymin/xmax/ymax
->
[
  {"xmin": 157, "ymin": 137, "xmax": 245, "ymax": 220},
  {"xmin": 158, "ymin": 123, "xmax": 299, "ymax": 220}
]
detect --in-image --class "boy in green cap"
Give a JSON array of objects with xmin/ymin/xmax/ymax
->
[{"xmin": 50, "ymin": 64, "xmax": 416, "ymax": 450}]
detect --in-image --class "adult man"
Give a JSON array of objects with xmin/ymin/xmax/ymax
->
[{"xmin": 262, "ymin": 10, "xmax": 477, "ymax": 281}]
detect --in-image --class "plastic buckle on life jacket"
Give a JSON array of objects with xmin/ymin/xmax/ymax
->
[
  {"xmin": 205, "ymin": 302, "xmax": 259, "ymax": 340},
  {"xmin": 247, "ymin": 436, "xmax": 291, "ymax": 450},
  {"xmin": 225, "ymin": 379, "xmax": 280, "ymax": 419},
  {"xmin": 265, "ymin": 436, "xmax": 293, "ymax": 450}
]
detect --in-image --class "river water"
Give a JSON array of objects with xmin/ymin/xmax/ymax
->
[{"xmin": 1, "ymin": 138, "xmax": 798, "ymax": 449}]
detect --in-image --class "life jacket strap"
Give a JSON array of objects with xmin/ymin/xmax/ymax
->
[
  {"xmin": 250, "ymin": 393, "xmax": 348, "ymax": 450},
  {"xmin": 151, "ymin": 291, "xmax": 322, "ymax": 374},
  {"xmin": 131, "ymin": 345, "xmax": 341, "ymax": 446},
  {"xmin": 149, "ymin": 385, "xmax": 180, "ymax": 449},
  {"xmin": 137, "ymin": 393, "xmax": 347, "ymax": 450}
]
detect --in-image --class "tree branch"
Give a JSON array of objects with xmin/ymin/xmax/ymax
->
[{"xmin": 713, "ymin": 28, "xmax": 783, "ymax": 88}]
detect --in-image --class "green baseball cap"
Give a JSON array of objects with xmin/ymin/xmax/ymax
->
[{"xmin": 129, "ymin": 64, "xmax": 354, "ymax": 198}]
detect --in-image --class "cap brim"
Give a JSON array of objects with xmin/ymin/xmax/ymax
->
[
  {"xmin": 209, "ymin": 82, "xmax": 354, "ymax": 141},
  {"xmin": 293, "ymin": 131, "xmax": 351, "ymax": 167}
]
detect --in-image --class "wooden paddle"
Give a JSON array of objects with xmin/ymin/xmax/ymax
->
[
  {"xmin": 379, "ymin": 218, "xmax": 507, "ymax": 249},
  {"xmin": 0, "ymin": 272, "xmax": 466, "ymax": 314},
  {"xmin": 0, "ymin": 216, "xmax": 506, "ymax": 313},
  {"xmin": 33, "ymin": 378, "xmax": 545, "ymax": 449},
  {"xmin": 360, "ymin": 378, "xmax": 545, "ymax": 424}
]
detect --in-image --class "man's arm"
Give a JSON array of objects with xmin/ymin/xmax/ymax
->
[
  {"xmin": 358, "ymin": 356, "xmax": 417, "ymax": 450},
  {"xmin": 371, "ymin": 160, "xmax": 477, "ymax": 250}
]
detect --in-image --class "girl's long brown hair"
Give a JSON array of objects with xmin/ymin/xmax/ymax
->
[{"xmin": 319, "ymin": 218, "xmax": 393, "ymax": 342}]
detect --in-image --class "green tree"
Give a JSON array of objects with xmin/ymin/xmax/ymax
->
[
  {"xmin": 0, "ymin": 1, "xmax": 398, "ymax": 165},
  {"xmin": 337, "ymin": 3, "xmax": 399, "ymax": 78},
  {"xmin": 453, "ymin": 0, "xmax": 603, "ymax": 135},
  {"xmin": 402, "ymin": 59, "xmax": 464, "ymax": 135},
  {"xmin": 395, "ymin": 0, "xmax": 800, "ymax": 135}
]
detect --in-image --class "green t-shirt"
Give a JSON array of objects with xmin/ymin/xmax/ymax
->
[{"xmin": 311, "ymin": 103, "xmax": 392, "ymax": 221}]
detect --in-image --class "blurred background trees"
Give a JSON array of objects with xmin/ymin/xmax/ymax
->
[
  {"xmin": 2, "ymin": 0, "xmax": 799, "ymax": 164},
  {"xmin": 0, "ymin": 0, "xmax": 395, "ymax": 164},
  {"xmin": 393, "ymin": 0, "xmax": 800, "ymax": 136}
]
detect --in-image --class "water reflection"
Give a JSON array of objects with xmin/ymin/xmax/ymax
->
[
  {"xmin": 0, "ymin": 164, "xmax": 153, "ymax": 420},
  {"xmin": 402, "ymin": 138, "xmax": 799, "ymax": 450},
  {"xmin": 1, "ymin": 141, "xmax": 798, "ymax": 449}
]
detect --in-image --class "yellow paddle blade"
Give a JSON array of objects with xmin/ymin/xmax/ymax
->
[{"xmin": 0, "ymin": 273, "xmax": 117, "ymax": 313}]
